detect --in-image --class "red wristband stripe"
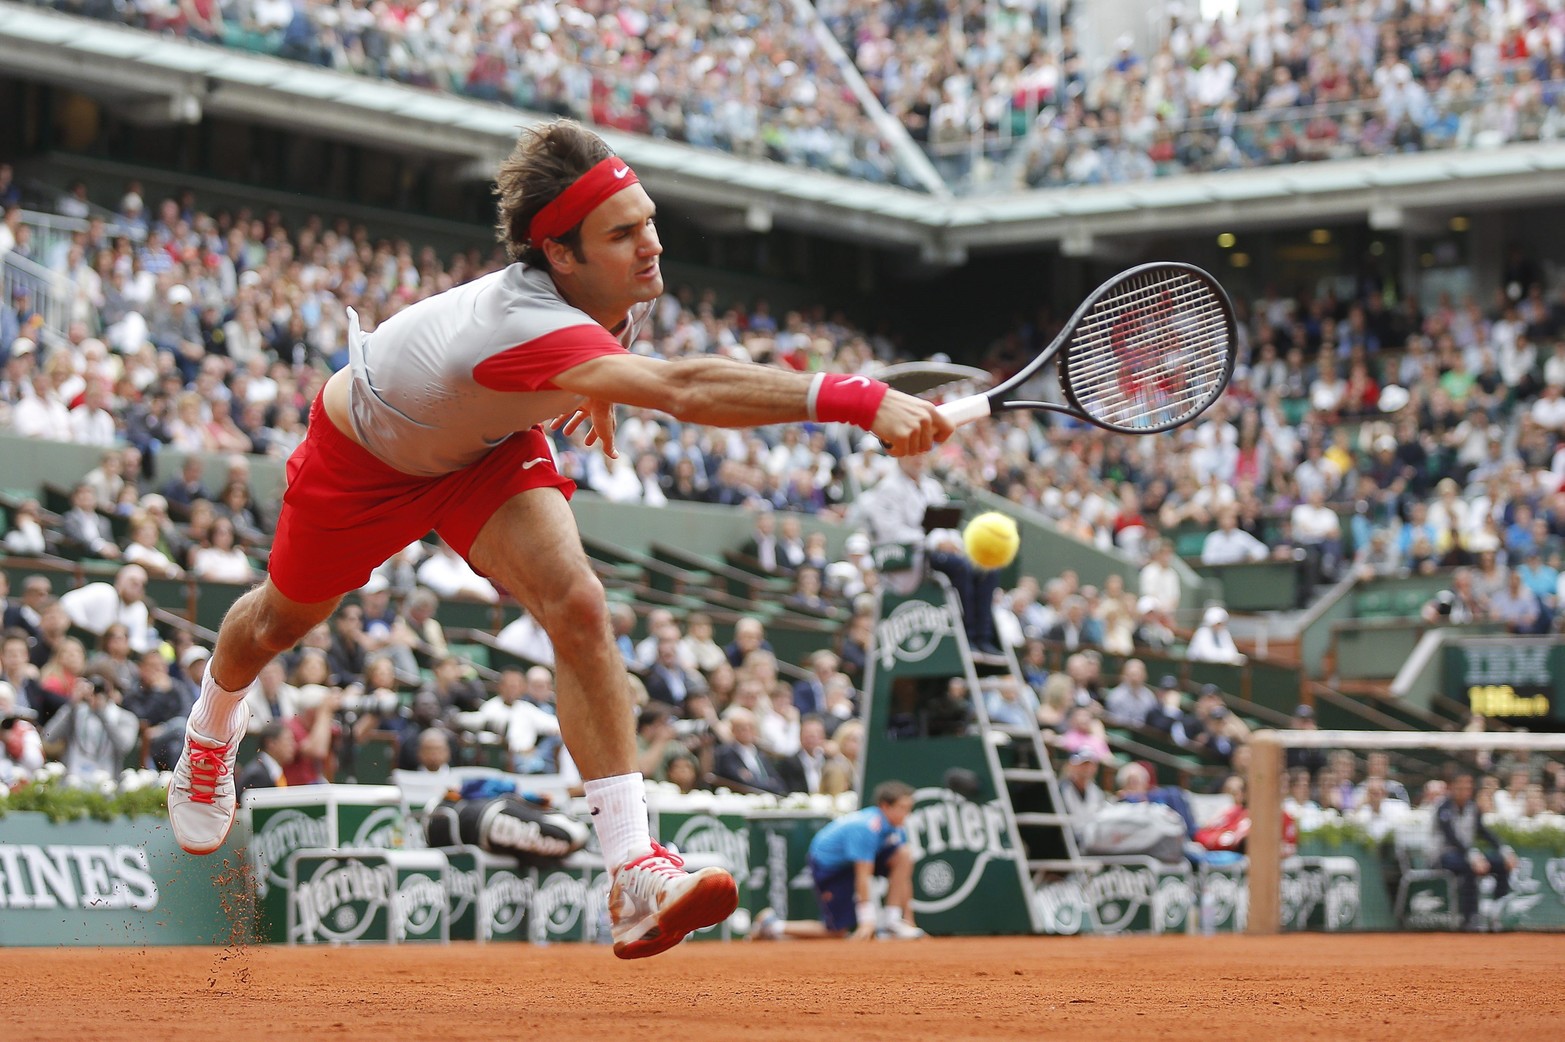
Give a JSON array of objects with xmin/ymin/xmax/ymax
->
[{"xmin": 815, "ymin": 373, "xmax": 889, "ymax": 429}]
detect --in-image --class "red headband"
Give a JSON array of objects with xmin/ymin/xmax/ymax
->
[{"xmin": 528, "ymin": 157, "xmax": 641, "ymax": 245}]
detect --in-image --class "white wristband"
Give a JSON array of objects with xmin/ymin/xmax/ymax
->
[
  {"xmin": 806, "ymin": 371, "xmax": 827, "ymax": 423},
  {"xmin": 856, "ymin": 900, "xmax": 876, "ymax": 927}
]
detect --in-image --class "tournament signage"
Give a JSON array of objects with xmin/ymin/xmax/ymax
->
[
  {"xmin": 744, "ymin": 812, "xmax": 830, "ymax": 923},
  {"xmin": 1444, "ymin": 637, "xmax": 1563, "ymax": 728},
  {"xmin": 440, "ymin": 846, "xmax": 535, "ymax": 942},
  {"xmin": 1033, "ymin": 861, "xmax": 1195, "ymax": 936},
  {"xmin": 874, "ymin": 596, "xmax": 958, "ymax": 671},
  {"xmin": 287, "ymin": 849, "xmax": 449, "ymax": 944},
  {"xmin": 0, "ymin": 812, "xmax": 250, "ymax": 946},
  {"xmin": 861, "ymin": 580, "xmax": 1037, "ymax": 935},
  {"xmin": 245, "ymin": 785, "xmax": 406, "ymax": 942}
]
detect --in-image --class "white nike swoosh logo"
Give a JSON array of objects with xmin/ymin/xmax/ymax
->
[
  {"xmin": 842, "ymin": 375, "xmax": 871, "ymax": 388},
  {"xmin": 612, "ymin": 165, "xmax": 630, "ymax": 179},
  {"xmin": 520, "ymin": 458, "xmax": 552, "ymax": 470}
]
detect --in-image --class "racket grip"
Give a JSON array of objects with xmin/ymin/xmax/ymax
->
[{"xmin": 937, "ymin": 394, "xmax": 992, "ymax": 428}]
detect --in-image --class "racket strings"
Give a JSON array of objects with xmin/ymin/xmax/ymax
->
[{"xmin": 1067, "ymin": 271, "xmax": 1231, "ymax": 430}]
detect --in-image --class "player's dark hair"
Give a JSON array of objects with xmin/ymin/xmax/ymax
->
[
  {"xmin": 872, "ymin": 780, "xmax": 914, "ymax": 807},
  {"xmin": 494, "ymin": 119, "xmax": 614, "ymax": 268}
]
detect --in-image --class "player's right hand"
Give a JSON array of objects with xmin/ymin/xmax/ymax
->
[{"xmin": 870, "ymin": 390, "xmax": 952, "ymax": 456}]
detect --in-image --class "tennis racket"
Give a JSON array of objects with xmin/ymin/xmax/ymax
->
[{"xmin": 937, "ymin": 262, "xmax": 1237, "ymax": 435}]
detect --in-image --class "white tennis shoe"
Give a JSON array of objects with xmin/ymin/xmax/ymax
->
[
  {"xmin": 167, "ymin": 726, "xmax": 240, "ymax": 855},
  {"xmin": 608, "ymin": 841, "xmax": 738, "ymax": 959}
]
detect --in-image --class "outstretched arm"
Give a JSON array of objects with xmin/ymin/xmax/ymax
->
[{"xmin": 552, "ymin": 354, "xmax": 952, "ymax": 456}]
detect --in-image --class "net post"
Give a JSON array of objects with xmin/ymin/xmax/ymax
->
[{"xmin": 1246, "ymin": 729, "xmax": 1284, "ymax": 936}]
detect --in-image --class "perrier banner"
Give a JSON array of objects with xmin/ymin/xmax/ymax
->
[{"xmin": 859, "ymin": 580, "xmax": 1037, "ymax": 935}]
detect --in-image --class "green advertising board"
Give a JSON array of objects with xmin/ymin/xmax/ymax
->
[
  {"xmin": 0, "ymin": 811, "xmax": 252, "ymax": 946},
  {"xmin": 1033, "ymin": 860, "xmax": 1196, "ymax": 935},
  {"xmin": 1443, "ymin": 637, "xmax": 1565, "ymax": 729},
  {"xmin": 244, "ymin": 784, "xmax": 406, "ymax": 941},
  {"xmin": 441, "ymin": 845, "xmax": 536, "ymax": 942},
  {"xmin": 528, "ymin": 861, "xmax": 598, "ymax": 944},
  {"xmin": 861, "ymin": 581, "xmax": 1039, "ymax": 936},
  {"xmin": 744, "ymin": 812, "xmax": 831, "ymax": 923},
  {"xmin": 286, "ymin": 848, "xmax": 449, "ymax": 944},
  {"xmin": 1281, "ymin": 855, "xmax": 1362, "ymax": 931}
]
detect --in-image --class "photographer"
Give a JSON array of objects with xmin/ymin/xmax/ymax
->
[{"xmin": 40, "ymin": 671, "xmax": 140, "ymax": 778}]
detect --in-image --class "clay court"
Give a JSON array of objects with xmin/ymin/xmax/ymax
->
[{"xmin": 9, "ymin": 934, "xmax": 1561, "ymax": 1042}]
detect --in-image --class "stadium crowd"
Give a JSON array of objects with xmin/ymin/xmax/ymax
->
[
  {"xmin": 2, "ymin": 169, "xmax": 1565, "ymax": 866},
  {"xmin": 27, "ymin": 0, "xmax": 1565, "ymax": 193}
]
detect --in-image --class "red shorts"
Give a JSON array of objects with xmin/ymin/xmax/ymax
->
[{"xmin": 268, "ymin": 394, "xmax": 575, "ymax": 603}]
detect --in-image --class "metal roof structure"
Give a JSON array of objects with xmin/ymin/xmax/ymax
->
[{"xmin": 3, "ymin": 2, "xmax": 1564, "ymax": 264}]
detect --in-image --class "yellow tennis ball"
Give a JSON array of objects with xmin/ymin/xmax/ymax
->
[{"xmin": 963, "ymin": 512, "xmax": 1020, "ymax": 570}]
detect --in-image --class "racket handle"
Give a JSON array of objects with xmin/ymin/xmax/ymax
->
[{"xmin": 937, "ymin": 394, "xmax": 992, "ymax": 428}]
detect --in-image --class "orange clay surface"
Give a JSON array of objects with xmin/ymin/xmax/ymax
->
[{"xmin": 7, "ymin": 933, "xmax": 1562, "ymax": 1042}]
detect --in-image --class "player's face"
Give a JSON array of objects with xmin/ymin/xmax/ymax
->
[{"xmin": 576, "ymin": 183, "xmax": 663, "ymax": 305}]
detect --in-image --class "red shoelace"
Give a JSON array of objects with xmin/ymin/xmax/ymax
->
[
  {"xmin": 185, "ymin": 743, "xmax": 231, "ymax": 805},
  {"xmin": 624, "ymin": 841, "xmax": 685, "ymax": 876}
]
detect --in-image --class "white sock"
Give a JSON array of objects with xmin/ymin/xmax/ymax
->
[
  {"xmin": 584, "ymin": 772, "xmax": 653, "ymax": 869},
  {"xmin": 188, "ymin": 667, "xmax": 251, "ymax": 741}
]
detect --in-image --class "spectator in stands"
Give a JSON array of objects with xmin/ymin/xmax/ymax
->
[
  {"xmin": 3, "ymin": 575, "xmax": 48, "ymax": 650},
  {"xmin": 1351, "ymin": 778, "xmax": 1411, "ymax": 843},
  {"xmin": 791, "ymin": 650, "xmax": 840, "ymax": 717},
  {"xmin": 237, "ymin": 722, "xmax": 296, "ymax": 795},
  {"xmin": 189, "ymin": 517, "xmax": 256, "ymax": 584},
  {"xmin": 740, "ymin": 510, "xmax": 788, "ymax": 575},
  {"xmin": 159, "ymin": 456, "xmax": 210, "ymax": 523},
  {"xmin": 400, "ymin": 587, "xmax": 449, "ymax": 670},
  {"xmin": 1421, "ymin": 567, "xmax": 1489, "ymax": 624},
  {"xmin": 679, "ymin": 612, "xmax": 727, "ymax": 676},
  {"xmin": 59, "ymin": 564, "xmax": 157, "ymax": 654},
  {"xmin": 1187, "ymin": 606, "xmax": 1245, "ymax": 664},
  {"xmin": 1146, "ymin": 676, "xmax": 1196, "ymax": 745},
  {"xmin": 457, "ymin": 666, "xmax": 561, "ymax": 775},
  {"xmin": 1056, "ymin": 706, "xmax": 1111, "ymax": 763},
  {"xmin": 415, "ymin": 537, "xmax": 498, "ymax": 603},
  {"xmin": 123, "ymin": 513, "xmax": 185, "ymax": 578},
  {"xmin": 724, "ymin": 615, "xmax": 772, "ymax": 668},
  {"xmin": 1201, "ymin": 506, "xmax": 1269, "ymax": 565},
  {"xmin": 1138, "ymin": 540, "xmax": 1181, "ymax": 616},
  {"xmin": 1187, "ymin": 687, "xmax": 1248, "ymax": 767},
  {"xmin": 713, "ymin": 707, "xmax": 784, "ymax": 795},
  {"xmin": 644, "ymin": 635, "xmax": 703, "ymax": 710},
  {"xmin": 426, "ymin": 654, "xmax": 487, "ymax": 714},
  {"xmin": 242, "ymin": 659, "xmax": 298, "ymax": 734},
  {"xmin": 4, "ymin": 498, "xmax": 46, "ymax": 557},
  {"xmin": 282, "ymin": 682, "xmax": 340, "ymax": 786},
  {"xmin": 496, "ymin": 605, "xmax": 555, "ymax": 668},
  {"xmin": 774, "ymin": 714, "xmax": 844, "ymax": 796},
  {"xmin": 983, "ymin": 676, "xmax": 1038, "ymax": 730},
  {"xmin": 1059, "ymin": 750, "xmax": 1108, "ymax": 844},
  {"xmin": 122, "ymin": 648, "xmax": 194, "ymax": 770},
  {"xmin": 324, "ymin": 604, "xmax": 367, "ymax": 687},
  {"xmin": 41, "ymin": 671, "xmax": 139, "ymax": 778},
  {"xmin": 1434, "ymin": 773, "xmax": 1516, "ymax": 931},
  {"xmin": 1490, "ymin": 569, "xmax": 1544, "ymax": 634},
  {"xmin": 1283, "ymin": 768, "xmax": 1323, "ymax": 830},
  {"xmin": 33, "ymin": 600, "xmax": 70, "ymax": 670},
  {"xmin": 87, "ymin": 623, "xmax": 140, "ymax": 697},
  {"xmin": 1, "ymin": 629, "xmax": 61, "ymax": 726},
  {"xmin": 1044, "ymin": 595, "xmax": 1103, "ymax": 652},
  {"xmin": 215, "ymin": 481, "xmax": 268, "ymax": 546},
  {"xmin": 1105, "ymin": 658, "xmax": 1158, "ymax": 728},
  {"xmin": 60, "ymin": 483, "xmax": 120, "ymax": 561}
]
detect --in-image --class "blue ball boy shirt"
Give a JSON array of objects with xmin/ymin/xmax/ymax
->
[{"xmin": 808, "ymin": 806, "xmax": 906, "ymax": 875}]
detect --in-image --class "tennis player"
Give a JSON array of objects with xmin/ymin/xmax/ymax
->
[{"xmin": 167, "ymin": 119, "xmax": 950, "ymax": 959}]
